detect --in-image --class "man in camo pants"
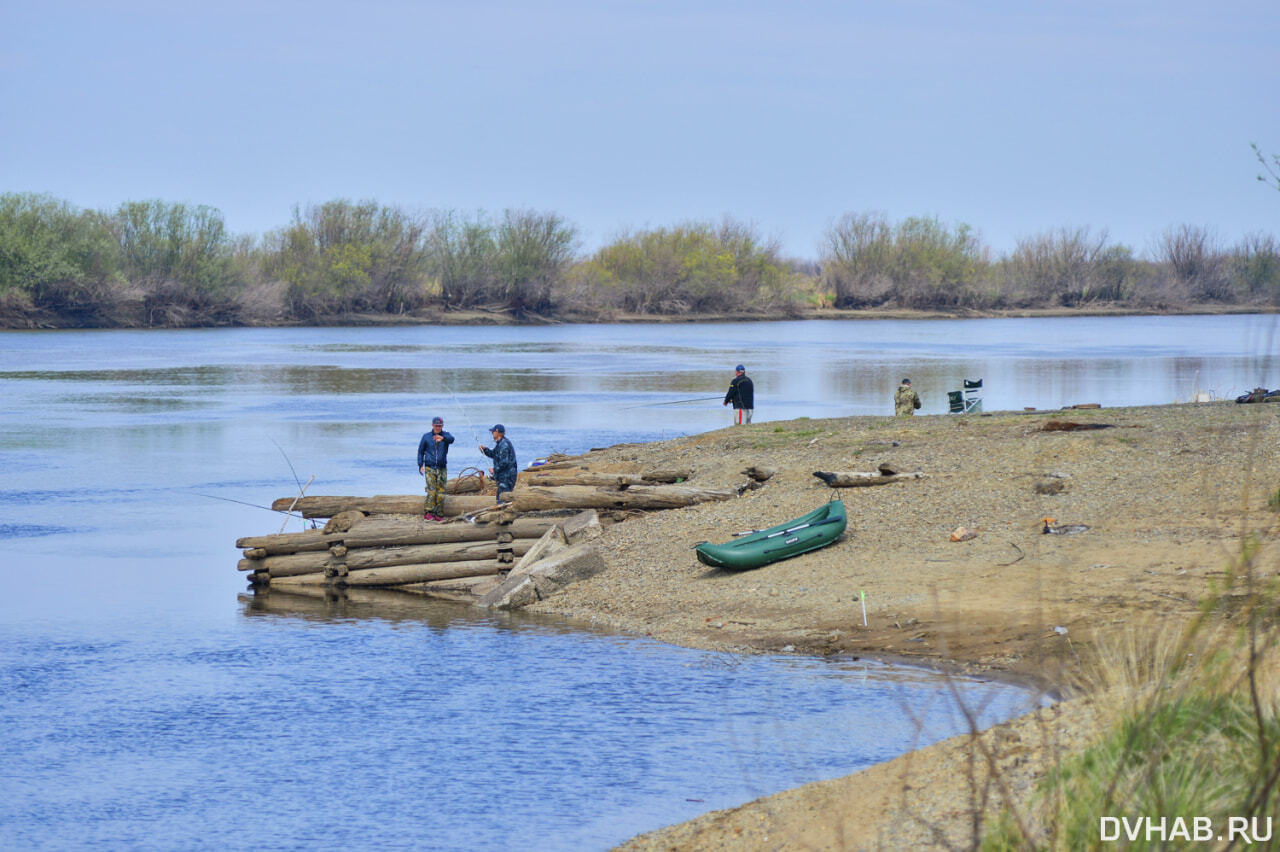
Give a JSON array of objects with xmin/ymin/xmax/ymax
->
[{"xmin": 417, "ymin": 416, "xmax": 454, "ymax": 520}]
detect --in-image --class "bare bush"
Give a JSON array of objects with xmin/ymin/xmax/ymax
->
[
  {"xmin": 1003, "ymin": 227, "xmax": 1133, "ymax": 306},
  {"xmin": 1231, "ymin": 232, "xmax": 1280, "ymax": 303},
  {"xmin": 233, "ymin": 279, "xmax": 289, "ymax": 326},
  {"xmin": 1157, "ymin": 224, "xmax": 1231, "ymax": 301},
  {"xmin": 820, "ymin": 211, "xmax": 894, "ymax": 307}
]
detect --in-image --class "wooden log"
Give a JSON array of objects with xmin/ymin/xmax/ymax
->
[
  {"xmin": 321, "ymin": 510, "xmax": 366, "ymax": 534},
  {"xmin": 511, "ymin": 484, "xmax": 737, "ymax": 511},
  {"xmin": 238, "ymin": 550, "xmax": 328, "ymax": 574},
  {"xmin": 236, "ymin": 528, "xmax": 340, "ymax": 553},
  {"xmin": 410, "ymin": 575, "xmax": 505, "ymax": 594},
  {"xmin": 523, "ymin": 469, "xmax": 693, "ymax": 487},
  {"xmin": 444, "ymin": 476, "xmax": 482, "ymax": 494},
  {"xmin": 237, "ymin": 517, "xmax": 554, "ymax": 564},
  {"xmin": 241, "ymin": 538, "xmax": 532, "ymax": 576},
  {"xmin": 339, "ymin": 540, "xmax": 533, "ymax": 572},
  {"xmin": 272, "ymin": 559, "xmax": 502, "ymax": 587},
  {"xmin": 269, "ymin": 494, "xmax": 494, "ymax": 518},
  {"xmin": 523, "ymin": 472, "xmax": 650, "ymax": 487},
  {"xmin": 342, "ymin": 517, "xmax": 556, "ymax": 548},
  {"xmin": 812, "ymin": 470, "xmax": 929, "ymax": 487},
  {"xmin": 641, "ymin": 468, "xmax": 692, "ymax": 483}
]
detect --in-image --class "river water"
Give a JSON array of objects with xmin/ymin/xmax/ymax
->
[{"xmin": 1, "ymin": 315, "xmax": 1274, "ymax": 850}]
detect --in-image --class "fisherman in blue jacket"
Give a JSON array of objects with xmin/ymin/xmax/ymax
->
[
  {"xmin": 479, "ymin": 423, "xmax": 518, "ymax": 503},
  {"xmin": 417, "ymin": 416, "xmax": 455, "ymax": 520}
]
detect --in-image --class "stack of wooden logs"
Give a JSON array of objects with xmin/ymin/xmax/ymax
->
[
  {"xmin": 238, "ymin": 514, "xmax": 559, "ymax": 593},
  {"xmin": 239, "ymin": 457, "xmax": 745, "ymax": 602}
]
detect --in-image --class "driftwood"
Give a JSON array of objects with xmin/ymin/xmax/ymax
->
[
  {"xmin": 640, "ymin": 469, "xmax": 691, "ymax": 483},
  {"xmin": 271, "ymin": 559, "xmax": 502, "ymax": 587},
  {"xmin": 270, "ymin": 494, "xmax": 494, "ymax": 518},
  {"xmin": 523, "ymin": 472, "xmax": 652, "ymax": 488},
  {"xmin": 813, "ymin": 469, "xmax": 929, "ymax": 488},
  {"xmin": 1041, "ymin": 420, "xmax": 1114, "ymax": 432},
  {"xmin": 511, "ymin": 484, "xmax": 737, "ymax": 512},
  {"xmin": 523, "ymin": 468, "xmax": 692, "ymax": 488}
]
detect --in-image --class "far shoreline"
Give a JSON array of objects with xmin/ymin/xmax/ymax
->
[{"xmin": 4, "ymin": 302, "xmax": 1274, "ymax": 331}]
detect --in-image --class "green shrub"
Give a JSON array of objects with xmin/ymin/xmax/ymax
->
[
  {"xmin": 261, "ymin": 200, "xmax": 433, "ymax": 319},
  {"xmin": 0, "ymin": 193, "xmax": 122, "ymax": 321},
  {"xmin": 578, "ymin": 217, "xmax": 791, "ymax": 314}
]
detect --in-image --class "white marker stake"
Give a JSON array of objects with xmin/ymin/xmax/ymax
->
[{"xmin": 860, "ymin": 589, "xmax": 867, "ymax": 627}]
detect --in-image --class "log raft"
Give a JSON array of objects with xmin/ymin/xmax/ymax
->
[{"xmin": 240, "ymin": 460, "xmax": 742, "ymax": 605}]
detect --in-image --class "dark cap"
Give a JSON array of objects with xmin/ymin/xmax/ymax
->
[
  {"xmin": 901, "ymin": 378, "xmax": 911, "ymax": 384},
  {"xmin": 432, "ymin": 416, "xmax": 443, "ymax": 425},
  {"xmin": 735, "ymin": 364, "xmax": 745, "ymax": 372},
  {"xmin": 490, "ymin": 424, "xmax": 505, "ymax": 433}
]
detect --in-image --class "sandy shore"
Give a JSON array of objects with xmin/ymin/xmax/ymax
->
[{"xmin": 520, "ymin": 401, "xmax": 1280, "ymax": 849}]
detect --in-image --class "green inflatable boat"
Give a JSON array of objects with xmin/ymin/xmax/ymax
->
[{"xmin": 695, "ymin": 499, "xmax": 847, "ymax": 571}]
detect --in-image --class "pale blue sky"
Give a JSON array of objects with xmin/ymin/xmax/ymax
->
[{"xmin": 3, "ymin": 0, "xmax": 1277, "ymax": 258}]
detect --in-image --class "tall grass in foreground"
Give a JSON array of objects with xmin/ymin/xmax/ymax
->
[{"xmin": 980, "ymin": 539, "xmax": 1280, "ymax": 850}]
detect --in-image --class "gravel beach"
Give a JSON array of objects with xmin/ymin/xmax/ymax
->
[{"xmin": 522, "ymin": 401, "xmax": 1280, "ymax": 849}]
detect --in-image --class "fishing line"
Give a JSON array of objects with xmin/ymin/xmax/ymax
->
[
  {"xmin": 440, "ymin": 378, "xmax": 482, "ymax": 445},
  {"xmin": 621, "ymin": 396, "xmax": 721, "ymax": 409},
  {"xmin": 183, "ymin": 489, "xmax": 304, "ymax": 520}
]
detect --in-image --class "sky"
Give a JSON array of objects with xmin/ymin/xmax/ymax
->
[{"xmin": 2, "ymin": 0, "xmax": 1278, "ymax": 260}]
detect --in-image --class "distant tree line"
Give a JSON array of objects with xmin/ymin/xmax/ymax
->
[{"xmin": 1, "ymin": 191, "xmax": 1277, "ymax": 328}]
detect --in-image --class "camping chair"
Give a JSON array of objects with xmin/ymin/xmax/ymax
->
[{"xmin": 948, "ymin": 379, "xmax": 983, "ymax": 414}]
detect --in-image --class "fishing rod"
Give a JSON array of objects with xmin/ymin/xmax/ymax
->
[
  {"xmin": 440, "ymin": 378, "xmax": 482, "ymax": 445},
  {"xmin": 185, "ymin": 490, "xmax": 306, "ymax": 521},
  {"xmin": 621, "ymin": 396, "xmax": 722, "ymax": 409},
  {"xmin": 268, "ymin": 434, "xmax": 304, "ymax": 494}
]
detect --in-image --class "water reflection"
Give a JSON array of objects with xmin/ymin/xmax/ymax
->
[{"xmin": 240, "ymin": 586, "xmax": 600, "ymax": 635}]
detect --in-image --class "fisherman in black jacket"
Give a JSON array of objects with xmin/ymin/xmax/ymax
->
[{"xmin": 723, "ymin": 364, "xmax": 754, "ymax": 425}]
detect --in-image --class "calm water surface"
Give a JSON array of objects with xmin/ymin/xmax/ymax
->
[{"xmin": 2, "ymin": 315, "xmax": 1274, "ymax": 850}]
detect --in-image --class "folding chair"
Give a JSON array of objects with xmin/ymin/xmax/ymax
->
[{"xmin": 948, "ymin": 379, "xmax": 983, "ymax": 414}]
